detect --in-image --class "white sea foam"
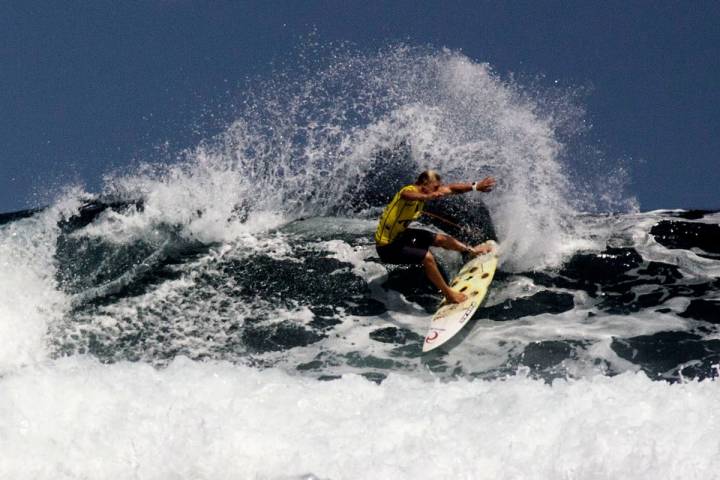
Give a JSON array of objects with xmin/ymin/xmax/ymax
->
[
  {"xmin": 0, "ymin": 205, "xmax": 73, "ymax": 372},
  {"xmin": 1, "ymin": 357, "xmax": 718, "ymax": 480},
  {"xmin": 609, "ymin": 211, "xmax": 720, "ymax": 278}
]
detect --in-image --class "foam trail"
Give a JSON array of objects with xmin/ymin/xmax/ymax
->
[{"xmin": 1, "ymin": 357, "xmax": 718, "ymax": 480}]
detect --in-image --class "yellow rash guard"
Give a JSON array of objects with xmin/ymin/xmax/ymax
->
[{"xmin": 374, "ymin": 185, "xmax": 425, "ymax": 246}]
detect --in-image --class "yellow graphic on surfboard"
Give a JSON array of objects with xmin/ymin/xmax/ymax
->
[{"xmin": 423, "ymin": 240, "xmax": 498, "ymax": 352}]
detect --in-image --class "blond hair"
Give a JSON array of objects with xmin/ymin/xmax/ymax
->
[{"xmin": 416, "ymin": 170, "xmax": 442, "ymax": 185}]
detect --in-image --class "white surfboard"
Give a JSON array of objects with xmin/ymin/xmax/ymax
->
[{"xmin": 422, "ymin": 241, "xmax": 498, "ymax": 352}]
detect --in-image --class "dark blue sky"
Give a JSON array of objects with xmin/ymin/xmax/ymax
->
[{"xmin": 1, "ymin": 1, "xmax": 718, "ymax": 212}]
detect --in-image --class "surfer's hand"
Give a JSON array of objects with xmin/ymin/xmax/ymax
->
[
  {"xmin": 475, "ymin": 177, "xmax": 495, "ymax": 192},
  {"xmin": 471, "ymin": 244, "xmax": 492, "ymax": 255},
  {"xmin": 428, "ymin": 190, "xmax": 446, "ymax": 200}
]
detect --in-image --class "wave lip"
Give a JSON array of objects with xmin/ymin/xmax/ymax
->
[{"xmin": 58, "ymin": 45, "xmax": 630, "ymax": 271}]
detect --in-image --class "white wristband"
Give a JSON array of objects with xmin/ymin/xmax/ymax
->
[{"xmin": 472, "ymin": 182, "xmax": 478, "ymax": 191}]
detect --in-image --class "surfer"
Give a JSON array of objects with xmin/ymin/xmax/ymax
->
[{"xmin": 375, "ymin": 170, "xmax": 495, "ymax": 304}]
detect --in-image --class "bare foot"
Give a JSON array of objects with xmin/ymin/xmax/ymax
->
[{"xmin": 444, "ymin": 289, "xmax": 467, "ymax": 304}]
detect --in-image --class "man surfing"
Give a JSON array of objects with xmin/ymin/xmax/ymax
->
[{"xmin": 375, "ymin": 170, "xmax": 496, "ymax": 304}]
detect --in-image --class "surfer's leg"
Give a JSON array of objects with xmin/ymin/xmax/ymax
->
[{"xmin": 422, "ymin": 251, "xmax": 467, "ymax": 304}]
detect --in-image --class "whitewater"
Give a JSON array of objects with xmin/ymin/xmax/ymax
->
[{"xmin": 1, "ymin": 45, "xmax": 719, "ymax": 479}]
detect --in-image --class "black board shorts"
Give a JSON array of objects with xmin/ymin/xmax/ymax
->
[{"xmin": 376, "ymin": 228, "xmax": 437, "ymax": 265}]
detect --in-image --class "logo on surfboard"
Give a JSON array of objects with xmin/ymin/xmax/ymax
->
[
  {"xmin": 425, "ymin": 331, "xmax": 439, "ymax": 343},
  {"xmin": 459, "ymin": 302, "xmax": 476, "ymax": 323}
]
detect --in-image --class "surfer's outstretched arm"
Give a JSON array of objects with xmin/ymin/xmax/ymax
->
[
  {"xmin": 444, "ymin": 177, "xmax": 496, "ymax": 194},
  {"xmin": 400, "ymin": 189, "xmax": 445, "ymax": 201}
]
